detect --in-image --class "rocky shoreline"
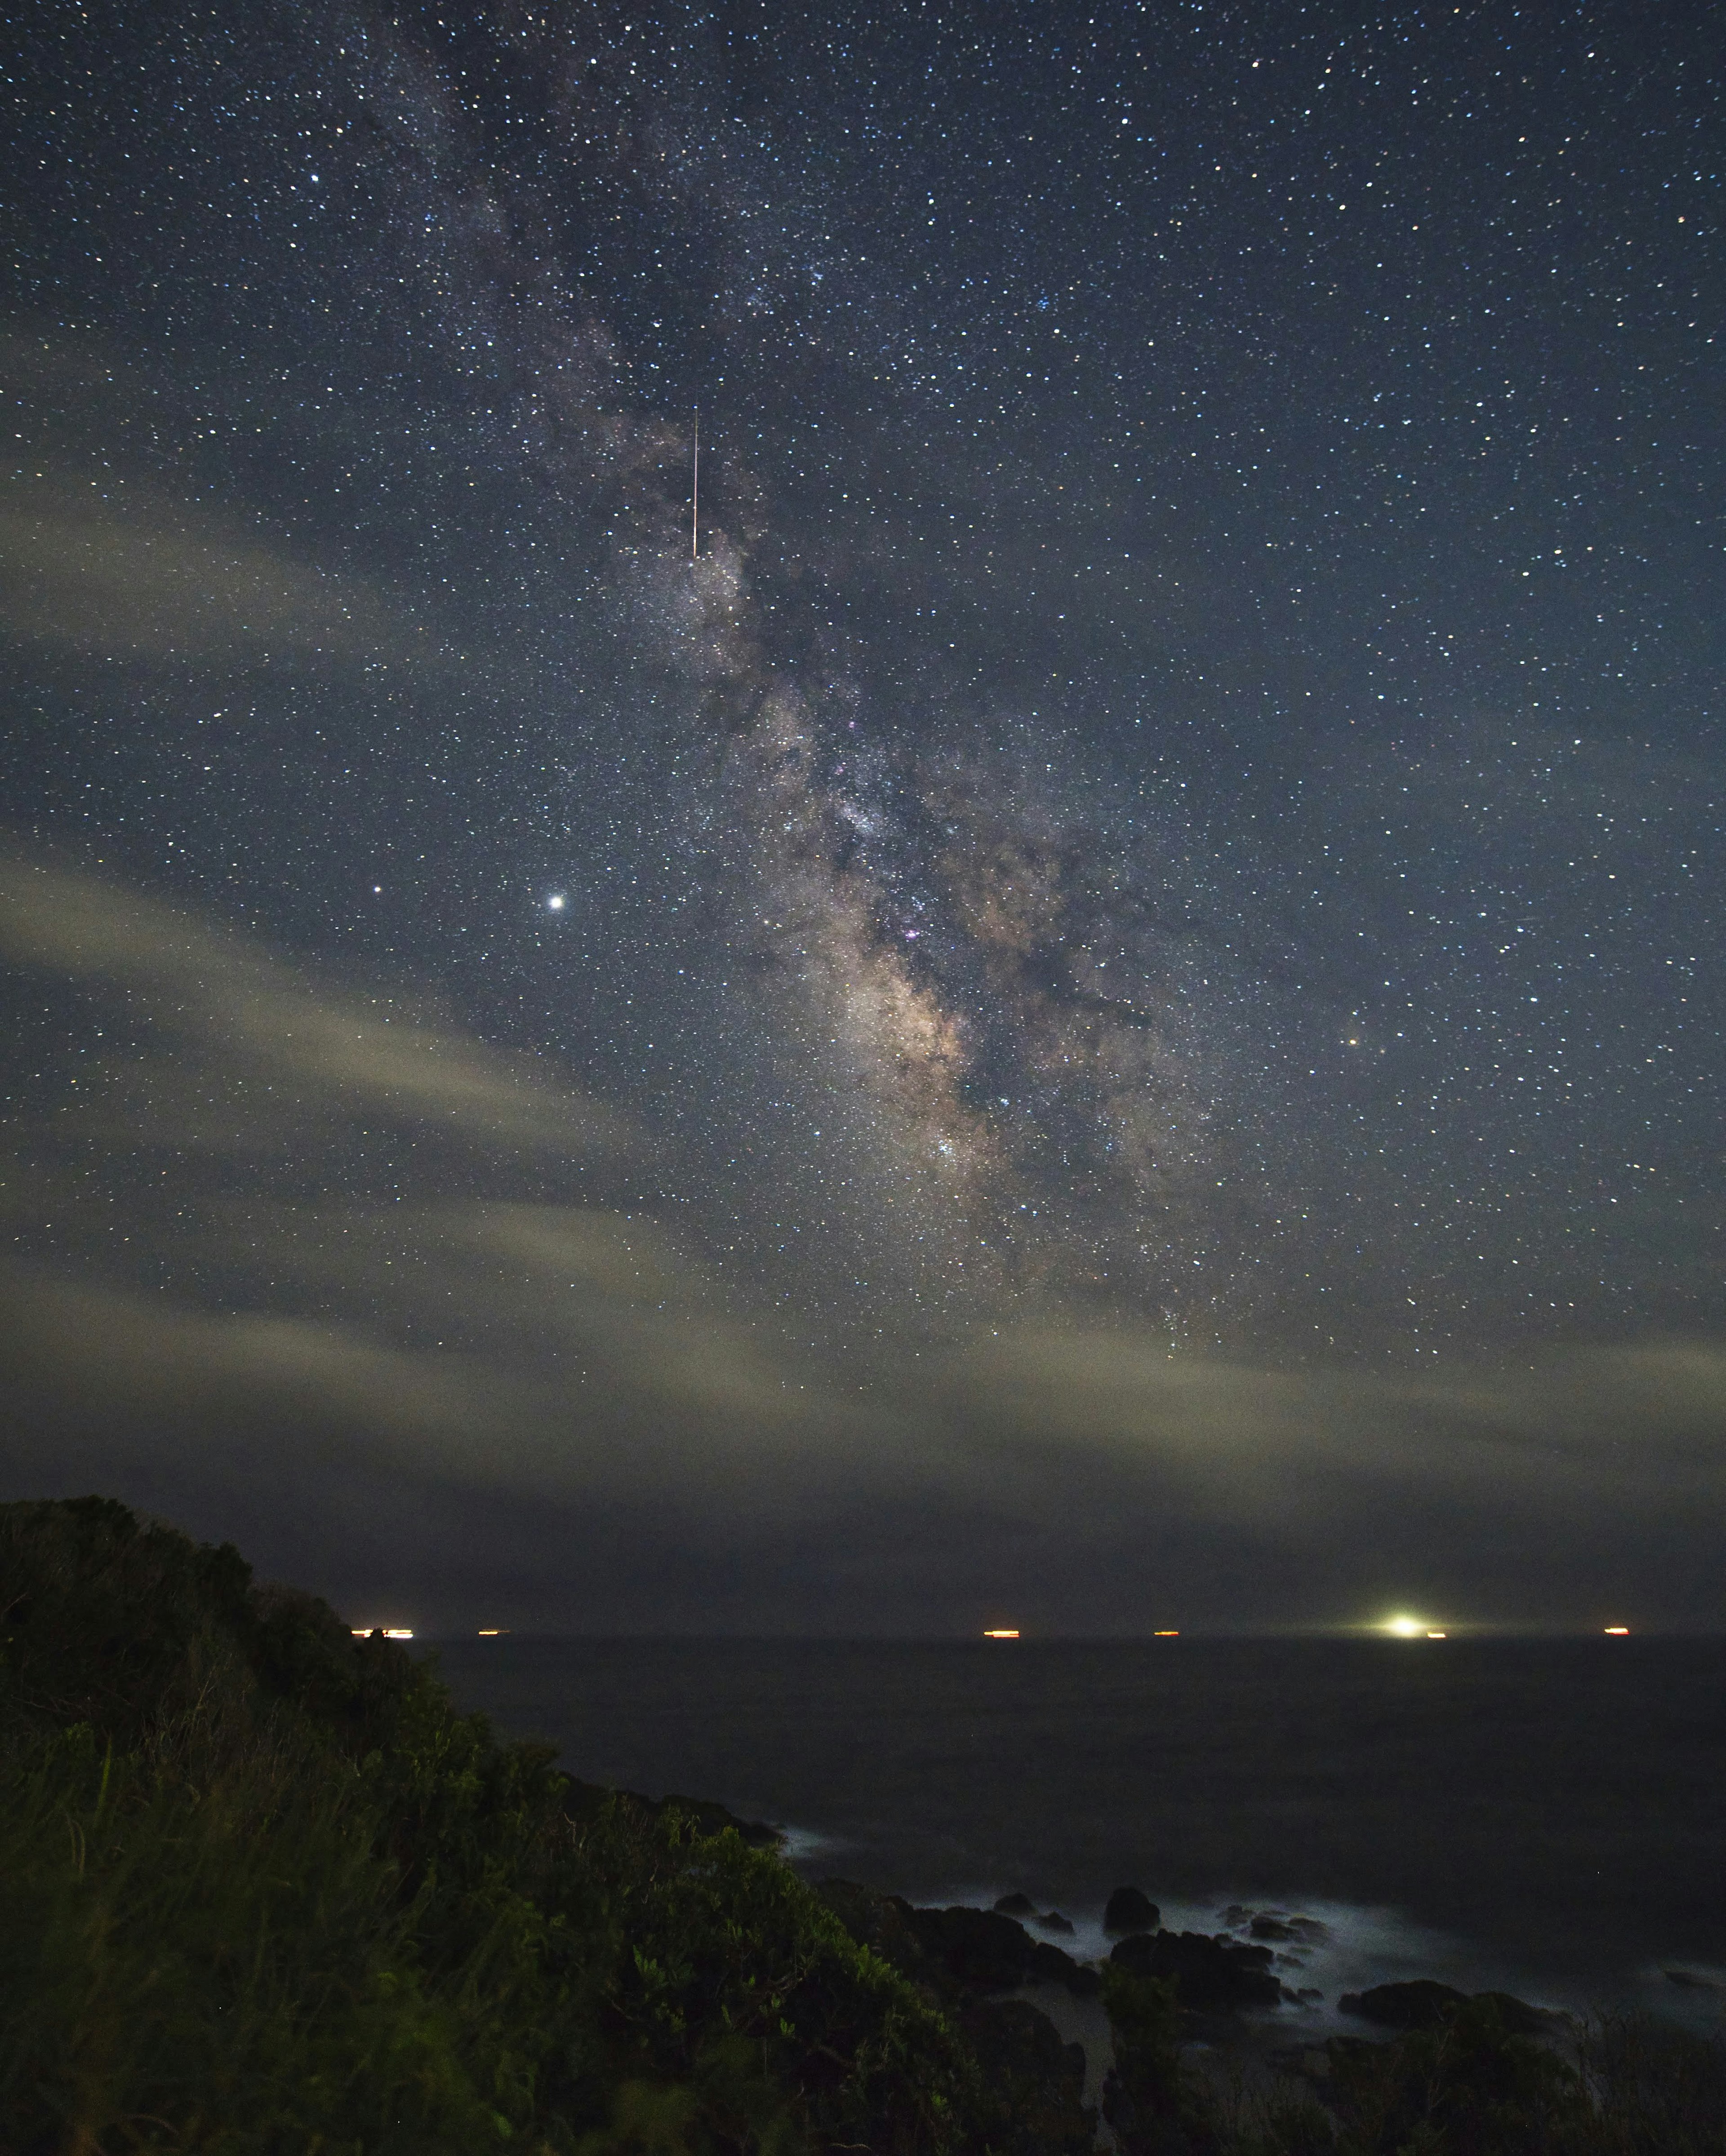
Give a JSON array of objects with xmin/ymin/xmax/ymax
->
[{"xmin": 791, "ymin": 1868, "xmax": 1583, "ymax": 2144}]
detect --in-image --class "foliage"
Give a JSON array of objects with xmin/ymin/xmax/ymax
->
[
  {"xmin": 5, "ymin": 1498, "xmax": 1723, "ymax": 2156},
  {"xmin": 0, "ymin": 1499, "xmax": 985, "ymax": 2155},
  {"xmin": 1100, "ymin": 1958, "xmax": 1241, "ymax": 2156}
]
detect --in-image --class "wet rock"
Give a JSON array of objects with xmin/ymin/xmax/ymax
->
[
  {"xmin": 1287, "ymin": 1916, "xmax": 1330, "ymax": 1942},
  {"xmin": 1111, "ymin": 1928, "xmax": 1282, "ymax": 2011},
  {"xmin": 1103, "ymin": 1884, "xmax": 1160, "ymax": 1935},
  {"xmin": 1029, "ymin": 1939, "xmax": 1102, "ymax": 1997},
  {"xmin": 1036, "ymin": 1908, "xmax": 1076, "ymax": 1934},
  {"xmin": 909, "ymin": 1904, "xmax": 1036, "ymax": 1992},
  {"xmin": 1665, "ymin": 1969, "xmax": 1723, "ymax": 1991},
  {"xmin": 887, "ymin": 1902, "xmax": 1099, "ymax": 2000},
  {"xmin": 1251, "ymin": 1915, "xmax": 1299, "ymax": 1941},
  {"xmin": 994, "ymin": 1891, "xmax": 1036, "ymax": 1917},
  {"xmin": 1339, "ymin": 1980, "xmax": 1552, "ymax": 2037},
  {"xmin": 1339, "ymin": 1980, "xmax": 1470, "ymax": 2029},
  {"xmin": 961, "ymin": 1997, "xmax": 1095, "ymax": 2156}
]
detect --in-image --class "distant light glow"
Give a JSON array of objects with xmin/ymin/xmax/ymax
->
[
  {"xmin": 983, "ymin": 1627, "xmax": 1020, "ymax": 1639},
  {"xmin": 546, "ymin": 892, "xmax": 566, "ymax": 911},
  {"xmin": 477, "ymin": 1628, "xmax": 510, "ymax": 1637},
  {"xmin": 1384, "ymin": 1615, "xmax": 1424, "ymax": 1637},
  {"xmin": 351, "ymin": 1625, "xmax": 414, "ymax": 1640},
  {"xmin": 1426, "ymin": 1630, "xmax": 1448, "ymax": 1639},
  {"xmin": 1153, "ymin": 1629, "xmax": 1180, "ymax": 1637},
  {"xmin": 1604, "ymin": 1625, "xmax": 1630, "ymax": 1635}
]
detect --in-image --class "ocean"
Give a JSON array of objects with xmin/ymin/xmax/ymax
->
[{"xmin": 432, "ymin": 1635, "xmax": 1726, "ymax": 2032}]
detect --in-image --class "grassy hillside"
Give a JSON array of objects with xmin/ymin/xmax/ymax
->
[
  {"xmin": 2, "ymin": 1498, "xmax": 1721, "ymax": 2155},
  {"xmin": 0, "ymin": 1497, "xmax": 990, "ymax": 2155}
]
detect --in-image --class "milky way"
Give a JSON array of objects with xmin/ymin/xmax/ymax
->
[{"xmin": 2, "ymin": 0, "xmax": 1721, "ymax": 1627}]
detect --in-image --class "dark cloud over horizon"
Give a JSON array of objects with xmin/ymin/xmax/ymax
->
[{"xmin": 2, "ymin": 0, "xmax": 1721, "ymax": 1631}]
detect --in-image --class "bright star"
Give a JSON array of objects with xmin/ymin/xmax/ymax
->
[{"xmin": 546, "ymin": 893, "xmax": 566, "ymax": 911}]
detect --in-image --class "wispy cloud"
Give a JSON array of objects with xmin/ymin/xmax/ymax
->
[
  {"xmin": 0, "ymin": 851, "xmax": 633, "ymax": 1158},
  {"xmin": 3, "ymin": 843, "xmax": 1722, "ymax": 1628}
]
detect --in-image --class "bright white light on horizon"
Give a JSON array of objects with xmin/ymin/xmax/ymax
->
[{"xmin": 1384, "ymin": 1615, "xmax": 1424, "ymax": 1637}]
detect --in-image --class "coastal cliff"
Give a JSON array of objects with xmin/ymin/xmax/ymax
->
[{"xmin": 2, "ymin": 1499, "xmax": 1720, "ymax": 2155}]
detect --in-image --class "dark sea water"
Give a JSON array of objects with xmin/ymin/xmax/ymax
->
[{"xmin": 432, "ymin": 1637, "xmax": 1726, "ymax": 2032}]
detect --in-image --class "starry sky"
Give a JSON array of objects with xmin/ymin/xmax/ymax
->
[{"xmin": 2, "ymin": 0, "xmax": 1721, "ymax": 1632}]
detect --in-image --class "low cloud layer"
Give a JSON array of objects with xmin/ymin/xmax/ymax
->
[{"xmin": 3, "ymin": 843, "xmax": 1721, "ymax": 1633}]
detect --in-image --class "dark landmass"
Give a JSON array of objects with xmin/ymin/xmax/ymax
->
[
  {"xmin": 3, "ymin": 1498, "xmax": 1722, "ymax": 2153},
  {"xmin": 1104, "ymin": 1885, "xmax": 1161, "ymax": 1937},
  {"xmin": 1338, "ymin": 1979, "xmax": 1558, "ymax": 2038}
]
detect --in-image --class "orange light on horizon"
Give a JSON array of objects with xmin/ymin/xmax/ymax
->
[
  {"xmin": 351, "ymin": 1626, "xmax": 414, "ymax": 1640},
  {"xmin": 983, "ymin": 1628, "xmax": 1020, "ymax": 1639},
  {"xmin": 1604, "ymin": 1625, "xmax": 1630, "ymax": 1635},
  {"xmin": 1153, "ymin": 1629, "xmax": 1180, "ymax": 1637},
  {"xmin": 477, "ymin": 1628, "xmax": 510, "ymax": 1637},
  {"xmin": 1426, "ymin": 1631, "xmax": 1448, "ymax": 1639}
]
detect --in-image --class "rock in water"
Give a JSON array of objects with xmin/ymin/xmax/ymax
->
[
  {"xmin": 1103, "ymin": 1885, "xmax": 1160, "ymax": 1936},
  {"xmin": 993, "ymin": 1891, "xmax": 1036, "ymax": 1916},
  {"xmin": 1109, "ymin": 1930, "xmax": 1281, "ymax": 2010},
  {"xmin": 1339, "ymin": 1980, "xmax": 1552, "ymax": 2036}
]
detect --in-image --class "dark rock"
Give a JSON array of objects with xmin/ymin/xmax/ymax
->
[
  {"xmin": 1339, "ymin": 1980, "xmax": 1470, "ymax": 2030},
  {"xmin": 1036, "ymin": 1908, "xmax": 1076, "ymax": 1934},
  {"xmin": 1029, "ymin": 1939, "xmax": 1101, "ymax": 1996},
  {"xmin": 910, "ymin": 1903, "xmax": 1037, "ymax": 1992},
  {"xmin": 1339, "ymin": 1980, "xmax": 1552, "ymax": 2037},
  {"xmin": 960, "ymin": 1997, "xmax": 1095, "ymax": 2156},
  {"xmin": 1110, "ymin": 1928, "xmax": 1282, "ymax": 2011},
  {"xmin": 1473, "ymin": 1990, "xmax": 1561, "ymax": 2036},
  {"xmin": 1103, "ymin": 1884, "xmax": 1160, "ymax": 1935},
  {"xmin": 1665, "ymin": 1969, "xmax": 1723, "ymax": 1991},
  {"xmin": 881, "ymin": 1900, "xmax": 1103, "ymax": 2001},
  {"xmin": 994, "ymin": 1891, "xmax": 1036, "ymax": 1916},
  {"xmin": 1287, "ymin": 1916, "xmax": 1330, "ymax": 1942},
  {"xmin": 1251, "ymin": 1915, "xmax": 1298, "ymax": 1941}
]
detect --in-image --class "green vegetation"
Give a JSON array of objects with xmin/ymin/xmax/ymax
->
[
  {"xmin": 2, "ymin": 1498, "xmax": 1721, "ymax": 2155},
  {"xmin": 0, "ymin": 1498, "xmax": 979, "ymax": 2154}
]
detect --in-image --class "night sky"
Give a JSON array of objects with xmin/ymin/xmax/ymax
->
[{"xmin": 3, "ymin": 0, "xmax": 1721, "ymax": 1632}]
